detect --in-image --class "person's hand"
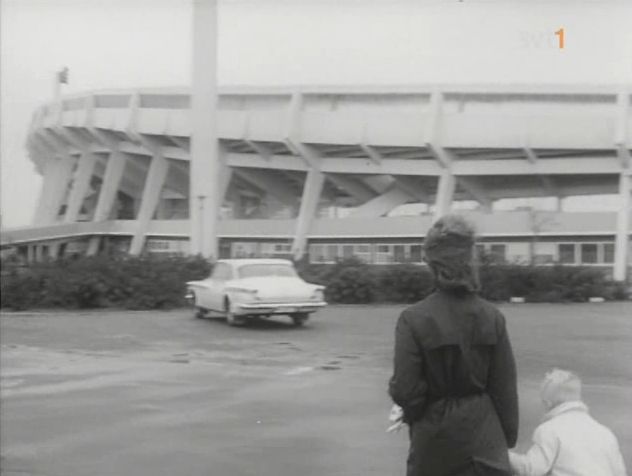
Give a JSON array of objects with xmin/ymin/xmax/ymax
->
[{"xmin": 386, "ymin": 404, "xmax": 404, "ymax": 433}]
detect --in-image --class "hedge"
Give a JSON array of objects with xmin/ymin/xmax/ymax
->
[
  {"xmin": 0, "ymin": 254, "xmax": 211, "ymax": 310},
  {"xmin": 297, "ymin": 257, "xmax": 627, "ymax": 304},
  {"xmin": 0, "ymin": 254, "xmax": 627, "ymax": 310}
]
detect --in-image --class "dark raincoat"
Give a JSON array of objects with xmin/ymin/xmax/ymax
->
[{"xmin": 389, "ymin": 289, "xmax": 519, "ymax": 476}]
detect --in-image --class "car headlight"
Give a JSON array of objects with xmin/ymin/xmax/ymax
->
[{"xmin": 311, "ymin": 289, "xmax": 324, "ymax": 301}]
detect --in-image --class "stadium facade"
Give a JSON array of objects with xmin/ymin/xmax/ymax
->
[{"xmin": 1, "ymin": 84, "xmax": 631, "ymax": 279}]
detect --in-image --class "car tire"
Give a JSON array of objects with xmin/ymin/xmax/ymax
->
[
  {"xmin": 291, "ymin": 313, "xmax": 309, "ymax": 327},
  {"xmin": 195, "ymin": 307, "xmax": 208, "ymax": 319},
  {"xmin": 225, "ymin": 299, "xmax": 245, "ymax": 327}
]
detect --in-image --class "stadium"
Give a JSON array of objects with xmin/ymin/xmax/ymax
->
[{"xmin": 1, "ymin": 84, "xmax": 631, "ymax": 280}]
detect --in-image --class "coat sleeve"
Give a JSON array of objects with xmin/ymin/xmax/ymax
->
[
  {"xmin": 609, "ymin": 436, "xmax": 628, "ymax": 476},
  {"xmin": 508, "ymin": 425, "xmax": 559, "ymax": 476},
  {"xmin": 388, "ymin": 311, "xmax": 428, "ymax": 423},
  {"xmin": 487, "ymin": 311, "xmax": 519, "ymax": 447}
]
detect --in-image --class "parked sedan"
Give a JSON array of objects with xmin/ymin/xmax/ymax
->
[{"xmin": 185, "ymin": 259, "xmax": 326, "ymax": 326}]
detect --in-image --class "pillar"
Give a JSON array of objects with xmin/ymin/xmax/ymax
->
[
  {"xmin": 433, "ymin": 170, "xmax": 455, "ymax": 221},
  {"xmin": 350, "ymin": 186, "xmax": 410, "ymax": 218},
  {"xmin": 292, "ymin": 169, "xmax": 325, "ymax": 260},
  {"xmin": 34, "ymin": 245, "xmax": 44, "ymax": 262},
  {"xmin": 219, "ymin": 162, "xmax": 233, "ymax": 211},
  {"xmin": 87, "ymin": 151, "xmax": 128, "ymax": 255},
  {"xmin": 34, "ymin": 156, "xmax": 74, "ymax": 225},
  {"xmin": 64, "ymin": 152, "xmax": 97, "ymax": 222},
  {"xmin": 92, "ymin": 151, "xmax": 127, "ymax": 221},
  {"xmin": 129, "ymin": 155, "xmax": 170, "ymax": 255},
  {"xmin": 27, "ymin": 245, "xmax": 35, "ymax": 263},
  {"xmin": 190, "ymin": 0, "xmax": 220, "ymax": 259},
  {"xmin": 32, "ymin": 159, "xmax": 57, "ymax": 224},
  {"xmin": 614, "ymin": 172, "xmax": 630, "ymax": 281}
]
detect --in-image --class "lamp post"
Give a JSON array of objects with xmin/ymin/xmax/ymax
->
[{"xmin": 54, "ymin": 66, "xmax": 68, "ymax": 102}]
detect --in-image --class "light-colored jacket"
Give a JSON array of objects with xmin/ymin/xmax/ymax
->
[{"xmin": 509, "ymin": 401, "xmax": 627, "ymax": 476}]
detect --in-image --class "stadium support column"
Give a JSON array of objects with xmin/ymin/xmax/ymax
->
[
  {"xmin": 64, "ymin": 152, "xmax": 97, "ymax": 223},
  {"xmin": 218, "ymin": 148, "xmax": 232, "ymax": 211},
  {"xmin": 613, "ymin": 172, "xmax": 630, "ymax": 281},
  {"xmin": 87, "ymin": 151, "xmax": 128, "ymax": 255},
  {"xmin": 33, "ymin": 158, "xmax": 59, "ymax": 224},
  {"xmin": 434, "ymin": 170, "xmax": 455, "ymax": 221},
  {"xmin": 36, "ymin": 155, "xmax": 75, "ymax": 225},
  {"xmin": 292, "ymin": 169, "xmax": 324, "ymax": 261},
  {"xmin": 350, "ymin": 186, "xmax": 410, "ymax": 218},
  {"xmin": 190, "ymin": 0, "xmax": 220, "ymax": 259},
  {"xmin": 426, "ymin": 90, "xmax": 455, "ymax": 222},
  {"xmin": 129, "ymin": 154, "xmax": 170, "ymax": 255}
]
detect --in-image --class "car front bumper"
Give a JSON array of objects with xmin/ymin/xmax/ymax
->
[{"xmin": 235, "ymin": 301, "xmax": 327, "ymax": 315}]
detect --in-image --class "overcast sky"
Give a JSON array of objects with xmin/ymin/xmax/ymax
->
[{"xmin": 1, "ymin": 0, "xmax": 631, "ymax": 228}]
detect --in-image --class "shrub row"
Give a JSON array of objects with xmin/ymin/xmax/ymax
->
[
  {"xmin": 1, "ymin": 254, "xmax": 626, "ymax": 310},
  {"xmin": 296, "ymin": 257, "xmax": 627, "ymax": 304},
  {"xmin": 0, "ymin": 255, "xmax": 211, "ymax": 310}
]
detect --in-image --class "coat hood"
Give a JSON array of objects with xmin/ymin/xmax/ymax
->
[{"xmin": 424, "ymin": 214, "xmax": 480, "ymax": 293}]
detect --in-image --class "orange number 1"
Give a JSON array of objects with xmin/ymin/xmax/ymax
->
[{"xmin": 555, "ymin": 28, "xmax": 565, "ymax": 49}]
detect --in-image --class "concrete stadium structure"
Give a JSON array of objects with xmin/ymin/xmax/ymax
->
[{"xmin": 1, "ymin": 84, "xmax": 631, "ymax": 279}]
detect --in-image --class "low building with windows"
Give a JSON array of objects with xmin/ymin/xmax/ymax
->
[{"xmin": 218, "ymin": 210, "xmax": 630, "ymax": 273}]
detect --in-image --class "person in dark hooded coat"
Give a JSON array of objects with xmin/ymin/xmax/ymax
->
[{"xmin": 389, "ymin": 215, "xmax": 519, "ymax": 476}]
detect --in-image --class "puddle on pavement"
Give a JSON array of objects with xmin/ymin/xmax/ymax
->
[{"xmin": 169, "ymin": 359, "xmax": 190, "ymax": 364}]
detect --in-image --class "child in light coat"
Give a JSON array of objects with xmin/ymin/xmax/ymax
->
[{"xmin": 509, "ymin": 369, "xmax": 627, "ymax": 476}]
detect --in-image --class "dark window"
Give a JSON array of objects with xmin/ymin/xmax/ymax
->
[
  {"xmin": 558, "ymin": 244, "xmax": 576, "ymax": 264},
  {"xmin": 410, "ymin": 245, "xmax": 423, "ymax": 262},
  {"xmin": 490, "ymin": 244, "xmax": 506, "ymax": 261},
  {"xmin": 342, "ymin": 245, "xmax": 354, "ymax": 259},
  {"xmin": 603, "ymin": 243, "xmax": 615, "ymax": 263},
  {"xmin": 356, "ymin": 245, "xmax": 371, "ymax": 253},
  {"xmin": 581, "ymin": 244, "xmax": 598, "ymax": 264}
]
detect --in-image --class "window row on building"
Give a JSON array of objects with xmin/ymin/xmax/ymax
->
[
  {"xmin": 228, "ymin": 240, "xmax": 618, "ymax": 266},
  {"xmin": 138, "ymin": 238, "xmax": 621, "ymax": 267},
  {"xmin": 557, "ymin": 242, "xmax": 615, "ymax": 264},
  {"xmin": 230, "ymin": 241, "xmax": 292, "ymax": 258},
  {"xmin": 308, "ymin": 243, "xmax": 424, "ymax": 264}
]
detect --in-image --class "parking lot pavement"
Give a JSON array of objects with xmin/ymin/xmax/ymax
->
[
  {"xmin": 1, "ymin": 302, "xmax": 631, "ymax": 475},
  {"xmin": 0, "ymin": 307, "xmax": 409, "ymax": 476}
]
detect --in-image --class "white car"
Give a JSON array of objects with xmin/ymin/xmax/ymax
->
[{"xmin": 185, "ymin": 259, "xmax": 327, "ymax": 326}]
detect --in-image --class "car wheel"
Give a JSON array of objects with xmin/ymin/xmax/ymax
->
[
  {"xmin": 291, "ymin": 313, "xmax": 309, "ymax": 327},
  {"xmin": 195, "ymin": 307, "xmax": 208, "ymax": 319},
  {"xmin": 225, "ymin": 299, "xmax": 245, "ymax": 327}
]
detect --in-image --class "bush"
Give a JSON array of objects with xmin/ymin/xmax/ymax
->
[
  {"xmin": 477, "ymin": 263, "xmax": 622, "ymax": 303},
  {"xmin": 298, "ymin": 259, "xmax": 626, "ymax": 305},
  {"xmin": 0, "ymin": 254, "xmax": 212, "ymax": 311},
  {"xmin": 374, "ymin": 265, "xmax": 434, "ymax": 303},
  {"xmin": 1, "ymin": 253, "xmax": 626, "ymax": 310},
  {"xmin": 325, "ymin": 266, "xmax": 375, "ymax": 303}
]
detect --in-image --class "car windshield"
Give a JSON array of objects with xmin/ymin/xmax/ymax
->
[{"xmin": 238, "ymin": 264, "xmax": 297, "ymax": 279}]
